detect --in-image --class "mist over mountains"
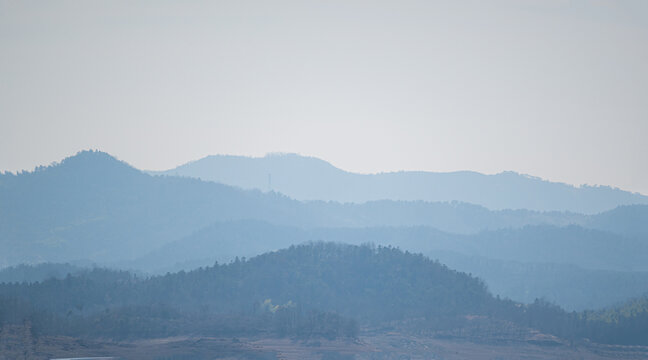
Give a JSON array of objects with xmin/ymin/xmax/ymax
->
[
  {"xmin": 4, "ymin": 0, "xmax": 647, "ymax": 356},
  {"xmin": 2, "ymin": 150, "xmax": 646, "ymax": 268},
  {"xmin": 3, "ymin": 150, "xmax": 648, "ymax": 358},
  {"xmin": 3, "ymin": 243, "xmax": 648, "ymax": 351},
  {"xmin": 154, "ymin": 153, "xmax": 648, "ymax": 214},
  {"xmin": 125, "ymin": 220, "xmax": 648, "ymax": 311},
  {"xmin": 2, "ymin": 150, "xmax": 648, "ymax": 313}
]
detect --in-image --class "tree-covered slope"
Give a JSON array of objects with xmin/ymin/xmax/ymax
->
[
  {"xmin": 435, "ymin": 252, "xmax": 648, "ymax": 311},
  {"xmin": 0, "ymin": 243, "xmax": 491, "ymax": 340},
  {"xmin": 0, "ymin": 263, "xmax": 87, "ymax": 284},
  {"xmin": 0, "ymin": 243, "xmax": 491, "ymax": 323},
  {"xmin": 2, "ymin": 243, "xmax": 648, "ymax": 346},
  {"xmin": 131, "ymin": 221, "xmax": 648, "ymax": 311}
]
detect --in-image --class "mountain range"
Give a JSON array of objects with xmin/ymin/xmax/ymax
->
[
  {"xmin": 2, "ymin": 150, "xmax": 648, "ymax": 312},
  {"xmin": 2, "ymin": 150, "xmax": 647, "ymax": 267},
  {"xmin": 153, "ymin": 153, "xmax": 648, "ymax": 214}
]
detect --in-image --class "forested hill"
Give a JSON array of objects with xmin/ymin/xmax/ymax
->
[
  {"xmin": 130, "ymin": 221, "xmax": 648, "ymax": 311},
  {"xmin": 155, "ymin": 153, "xmax": 648, "ymax": 213},
  {"xmin": 2, "ymin": 243, "xmax": 648, "ymax": 345},
  {"xmin": 159, "ymin": 242, "xmax": 492, "ymax": 321},
  {"xmin": 0, "ymin": 243, "xmax": 491, "ymax": 322},
  {"xmin": 0, "ymin": 243, "xmax": 490, "ymax": 340}
]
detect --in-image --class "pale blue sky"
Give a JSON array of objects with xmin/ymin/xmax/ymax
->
[{"xmin": 1, "ymin": 0, "xmax": 647, "ymax": 194}]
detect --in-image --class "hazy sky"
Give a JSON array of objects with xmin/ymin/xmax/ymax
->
[{"xmin": 1, "ymin": 0, "xmax": 647, "ymax": 194}]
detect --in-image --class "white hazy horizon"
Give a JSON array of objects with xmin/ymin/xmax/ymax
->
[{"xmin": 1, "ymin": 1, "xmax": 647, "ymax": 194}]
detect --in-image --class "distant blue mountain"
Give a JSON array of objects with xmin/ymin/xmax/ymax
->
[
  {"xmin": 154, "ymin": 153, "xmax": 648, "ymax": 214},
  {"xmin": 3, "ymin": 150, "xmax": 648, "ymax": 313},
  {"xmin": 2, "ymin": 150, "xmax": 646, "ymax": 268},
  {"xmin": 137, "ymin": 221, "xmax": 648, "ymax": 274}
]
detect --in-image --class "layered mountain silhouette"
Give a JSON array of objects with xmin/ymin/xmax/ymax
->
[
  {"xmin": 2, "ymin": 150, "xmax": 647, "ymax": 268},
  {"xmin": 4, "ymin": 243, "xmax": 648, "ymax": 347},
  {"xmin": 154, "ymin": 153, "xmax": 648, "ymax": 214},
  {"xmin": 135, "ymin": 221, "xmax": 648, "ymax": 273},
  {"xmin": 2, "ymin": 150, "xmax": 648, "ymax": 314},
  {"xmin": 128, "ymin": 220, "xmax": 648, "ymax": 311}
]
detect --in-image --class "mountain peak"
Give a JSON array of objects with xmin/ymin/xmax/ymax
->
[
  {"xmin": 23, "ymin": 150, "xmax": 143, "ymax": 182},
  {"xmin": 61, "ymin": 149, "xmax": 121, "ymax": 164}
]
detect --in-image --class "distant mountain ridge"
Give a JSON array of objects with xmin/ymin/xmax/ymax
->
[
  {"xmin": 1, "ymin": 150, "xmax": 647, "ymax": 268},
  {"xmin": 153, "ymin": 153, "xmax": 648, "ymax": 214},
  {"xmin": 2, "ymin": 150, "xmax": 648, "ymax": 314},
  {"xmin": 135, "ymin": 220, "xmax": 648, "ymax": 274}
]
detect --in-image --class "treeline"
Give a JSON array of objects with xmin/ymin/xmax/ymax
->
[
  {"xmin": 0, "ymin": 243, "xmax": 487, "ymax": 340},
  {"xmin": 1, "ymin": 243, "xmax": 648, "ymax": 345},
  {"xmin": 0, "ymin": 243, "xmax": 491, "ymax": 322},
  {"xmin": 0, "ymin": 299, "xmax": 358, "ymax": 341},
  {"xmin": 0, "ymin": 262, "xmax": 86, "ymax": 284}
]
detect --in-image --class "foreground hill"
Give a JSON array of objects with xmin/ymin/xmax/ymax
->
[
  {"xmin": 0, "ymin": 243, "xmax": 490, "ymax": 340},
  {"xmin": 155, "ymin": 153, "xmax": 648, "ymax": 213},
  {"xmin": 0, "ymin": 243, "xmax": 491, "ymax": 323},
  {"xmin": 131, "ymin": 220, "xmax": 648, "ymax": 311},
  {"xmin": 2, "ymin": 243, "xmax": 648, "ymax": 349},
  {"xmin": 4, "ymin": 219, "xmax": 647, "ymax": 312}
]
